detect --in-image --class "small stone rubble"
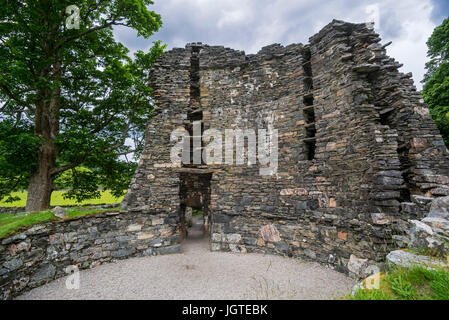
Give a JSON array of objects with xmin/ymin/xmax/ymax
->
[
  {"xmin": 387, "ymin": 196, "xmax": 449, "ymax": 269},
  {"xmin": 51, "ymin": 207, "xmax": 67, "ymax": 219}
]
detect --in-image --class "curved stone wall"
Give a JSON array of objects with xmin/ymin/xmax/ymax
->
[{"xmin": 0, "ymin": 210, "xmax": 180, "ymax": 300}]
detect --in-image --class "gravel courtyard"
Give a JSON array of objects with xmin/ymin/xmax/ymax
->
[{"xmin": 16, "ymin": 218, "xmax": 355, "ymax": 300}]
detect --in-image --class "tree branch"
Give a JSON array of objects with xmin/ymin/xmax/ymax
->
[
  {"xmin": 116, "ymin": 148, "xmax": 141, "ymax": 156},
  {"xmin": 98, "ymin": 96, "xmax": 139, "ymax": 153},
  {"xmin": 51, "ymin": 105, "xmax": 137, "ymax": 176},
  {"xmin": 50, "ymin": 156, "xmax": 87, "ymax": 176},
  {"xmin": 54, "ymin": 14, "xmax": 121, "ymax": 53},
  {"xmin": 0, "ymin": 83, "xmax": 34, "ymax": 112},
  {"xmin": 0, "ymin": 175, "xmax": 25, "ymax": 200},
  {"xmin": 82, "ymin": 0, "xmax": 108, "ymax": 21}
]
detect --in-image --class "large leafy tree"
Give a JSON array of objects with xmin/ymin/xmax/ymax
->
[
  {"xmin": 0, "ymin": 0, "xmax": 164, "ymax": 211},
  {"xmin": 423, "ymin": 17, "xmax": 449, "ymax": 146}
]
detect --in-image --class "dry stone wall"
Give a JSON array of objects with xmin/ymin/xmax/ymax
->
[
  {"xmin": 123, "ymin": 20, "xmax": 449, "ymax": 277},
  {"xmin": 0, "ymin": 211, "xmax": 180, "ymax": 299}
]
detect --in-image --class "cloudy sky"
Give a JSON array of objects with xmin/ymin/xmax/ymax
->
[{"xmin": 114, "ymin": 0, "xmax": 448, "ymax": 90}]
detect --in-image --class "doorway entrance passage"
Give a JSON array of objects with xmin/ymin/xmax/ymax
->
[{"xmin": 179, "ymin": 170, "xmax": 212, "ymax": 242}]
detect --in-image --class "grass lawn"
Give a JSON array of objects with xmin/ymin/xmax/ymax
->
[
  {"xmin": 0, "ymin": 207, "xmax": 122, "ymax": 239},
  {"xmin": 347, "ymin": 265, "xmax": 449, "ymax": 300},
  {"xmin": 0, "ymin": 190, "xmax": 124, "ymax": 207}
]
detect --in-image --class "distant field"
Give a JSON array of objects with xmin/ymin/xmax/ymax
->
[{"xmin": 0, "ymin": 191, "xmax": 124, "ymax": 207}]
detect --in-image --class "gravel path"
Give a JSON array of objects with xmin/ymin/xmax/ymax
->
[{"xmin": 16, "ymin": 218, "xmax": 355, "ymax": 300}]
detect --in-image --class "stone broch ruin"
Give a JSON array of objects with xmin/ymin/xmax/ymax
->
[
  {"xmin": 123, "ymin": 20, "xmax": 449, "ymax": 275},
  {"xmin": 3, "ymin": 20, "xmax": 449, "ymax": 299}
]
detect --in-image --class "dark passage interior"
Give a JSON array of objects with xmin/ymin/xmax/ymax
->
[
  {"xmin": 301, "ymin": 47, "xmax": 316, "ymax": 161},
  {"xmin": 179, "ymin": 172, "xmax": 212, "ymax": 242}
]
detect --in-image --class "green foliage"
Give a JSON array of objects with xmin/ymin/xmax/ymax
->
[
  {"xmin": 58, "ymin": 161, "xmax": 137, "ymax": 202},
  {"xmin": 53, "ymin": 161, "xmax": 137, "ymax": 203},
  {"xmin": 428, "ymin": 269, "xmax": 449, "ymax": 300},
  {"xmin": 424, "ymin": 17, "xmax": 449, "ymax": 80},
  {"xmin": 423, "ymin": 18, "xmax": 449, "ymax": 146},
  {"xmin": 387, "ymin": 270, "xmax": 419, "ymax": 299},
  {"xmin": 53, "ymin": 166, "xmax": 92, "ymax": 190},
  {"xmin": 87, "ymin": 157, "xmax": 138, "ymax": 199},
  {"xmin": 60, "ymin": 168, "xmax": 101, "ymax": 202},
  {"xmin": 0, "ymin": 0, "xmax": 165, "ymax": 205},
  {"xmin": 423, "ymin": 63, "xmax": 449, "ymax": 145},
  {"xmin": 193, "ymin": 209, "xmax": 203, "ymax": 216}
]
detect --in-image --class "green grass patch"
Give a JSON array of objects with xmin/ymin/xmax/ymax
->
[
  {"xmin": 0, "ymin": 211, "xmax": 55, "ymax": 240},
  {"xmin": 0, "ymin": 190, "xmax": 124, "ymax": 207},
  {"xmin": 347, "ymin": 265, "xmax": 449, "ymax": 300},
  {"xmin": 351, "ymin": 287, "xmax": 392, "ymax": 300},
  {"xmin": 0, "ymin": 207, "xmax": 121, "ymax": 239}
]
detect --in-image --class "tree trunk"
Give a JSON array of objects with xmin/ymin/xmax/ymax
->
[
  {"xmin": 25, "ymin": 81, "xmax": 60, "ymax": 212},
  {"xmin": 25, "ymin": 142, "xmax": 56, "ymax": 212},
  {"xmin": 25, "ymin": 28, "xmax": 61, "ymax": 212}
]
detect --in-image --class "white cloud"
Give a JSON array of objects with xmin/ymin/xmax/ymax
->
[
  {"xmin": 378, "ymin": 0, "xmax": 436, "ymax": 89},
  {"xmin": 115, "ymin": 0, "xmax": 439, "ymax": 89}
]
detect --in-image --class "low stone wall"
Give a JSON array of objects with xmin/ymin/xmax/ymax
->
[
  {"xmin": 0, "ymin": 203, "xmax": 121, "ymax": 215},
  {"xmin": 210, "ymin": 209, "xmax": 395, "ymax": 278},
  {"xmin": 0, "ymin": 207, "xmax": 27, "ymax": 214},
  {"xmin": 208, "ymin": 195, "xmax": 438, "ymax": 278},
  {"xmin": 0, "ymin": 210, "xmax": 180, "ymax": 300}
]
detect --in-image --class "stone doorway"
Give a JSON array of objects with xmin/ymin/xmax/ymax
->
[{"xmin": 179, "ymin": 170, "xmax": 213, "ymax": 243}]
